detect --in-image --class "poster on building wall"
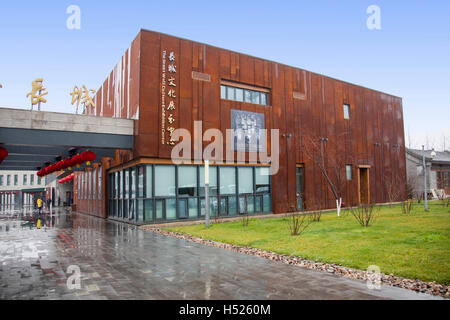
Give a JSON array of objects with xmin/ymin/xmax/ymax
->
[{"xmin": 231, "ymin": 109, "xmax": 265, "ymax": 152}]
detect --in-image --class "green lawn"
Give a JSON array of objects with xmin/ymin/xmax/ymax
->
[{"xmin": 167, "ymin": 202, "xmax": 450, "ymax": 284}]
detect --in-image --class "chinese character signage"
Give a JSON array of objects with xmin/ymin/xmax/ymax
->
[{"xmin": 161, "ymin": 50, "xmax": 178, "ymax": 146}]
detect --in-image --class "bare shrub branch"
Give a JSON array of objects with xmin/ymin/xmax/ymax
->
[{"xmin": 351, "ymin": 204, "xmax": 379, "ymax": 227}]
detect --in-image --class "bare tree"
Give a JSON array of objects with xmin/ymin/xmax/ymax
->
[
  {"xmin": 384, "ymin": 172, "xmax": 403, "ymax": 206},
  {"xmin": 302, "ymin": 135, "xmax": 348, "ymax": 216}
]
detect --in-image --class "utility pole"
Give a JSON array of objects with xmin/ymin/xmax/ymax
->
[
  {"xmin": 422, "ymin": 145, "xmax": 428, "ymax": 211},
  {"xmin": 204, "ymin": 160, "xmax": 210, "ymax": 228}
]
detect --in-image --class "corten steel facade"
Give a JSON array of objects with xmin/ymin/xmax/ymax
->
[{"xmin": 73, "ymin": 29, "xmax": 407, "ymax": 223}]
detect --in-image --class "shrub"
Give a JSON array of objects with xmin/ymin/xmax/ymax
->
[
  {"xmin": 401, "ymin": 200, "xmax": 414, "ymax": 214},
  {"xmin": 309, "ymin": 210, "xmax": 322, "ymax": 222},
  {"xmin": 351, "ymin": 204, "xmax": 379, "ymax": 227},
  {"xmin": 287, "ymin": 212, "xmax": 312, "ymax": 236},
  {"xmin": 240, "ymin": 213, "xmax": 249, "ymax": 227}
]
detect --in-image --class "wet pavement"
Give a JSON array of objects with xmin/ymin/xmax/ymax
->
[{"xmin": 0, "ymin": 207, "xmax": 441, "ymax": 300}]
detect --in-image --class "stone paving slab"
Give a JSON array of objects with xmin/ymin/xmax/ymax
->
[{"xmin": 0, "ymin": 209, "xmax": 442, "ymax": 300}]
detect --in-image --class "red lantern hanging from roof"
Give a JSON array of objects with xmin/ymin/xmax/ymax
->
[
  {"xmin": 80, "ymin": 150, "xmax": 96, "ymax": 166},
  {"xmin": 0, "ymin": 146, "xmax": 8, "ymax": 163}
]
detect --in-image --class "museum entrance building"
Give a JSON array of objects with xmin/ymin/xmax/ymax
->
[{"xmin": 73, "ymin": 29, "xmax": 407, "ymax": 224}]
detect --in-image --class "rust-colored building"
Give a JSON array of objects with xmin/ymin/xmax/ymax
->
[{"xmin": 74, "ymin": 29, "xmax": 407, "ymax": 223}]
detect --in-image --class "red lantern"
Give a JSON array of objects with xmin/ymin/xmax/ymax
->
[
  {"xmin": 56, "ymin": 160, "xmax": 64, "ymax": 171},
  {"xmin": 72, "ymin": 154, "xmax": 83, "ymax": 168},
  {"xmin": 81, "ymin": 150, "xmax": 96, "ymax": 166},
  {"xmin": 63, "ymin": 159, "xmax": 71, "ymax": 170},
  {"xmin": 0, "ymin": 147, "xmax": 8, "ymax": 160}
]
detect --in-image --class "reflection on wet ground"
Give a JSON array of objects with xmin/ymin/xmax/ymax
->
[{"xmin": 0, "ymin": 207, "xmax": 441, "ymax": 300}]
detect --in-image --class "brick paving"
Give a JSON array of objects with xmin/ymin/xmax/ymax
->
[{"xmin": 0, "ymin": 207, "xmax": 441, "ymax": 300}]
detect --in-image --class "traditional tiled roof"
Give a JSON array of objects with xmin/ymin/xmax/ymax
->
[{"xmin": 406, "ymin": 148, "xmax": 450, "ymax": 163}]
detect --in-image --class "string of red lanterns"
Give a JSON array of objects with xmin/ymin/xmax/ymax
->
[
  {"xmin": 58, "ymin": 173, "xmax": 74, "ymax": 184},
  {"xmin": 37, "ymin": 150, "xmax": 96, "ymax": 177}
]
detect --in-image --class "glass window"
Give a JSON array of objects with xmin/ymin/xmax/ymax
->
[
  {"xmin": 30, "ymin": 175, "xmax": 34, "ymax": 185},
  {"xmin": 37, "ymin": 177, "xmax": 41, "ymax": 185},
  {"xmin": 219, "ymin": 167, "xmax": 236, "ymax": 195},
  {"xmin": 188, "ymin": 198, "xmax": 198, "ymax": 218},
  {"xmin": 200, "ymin": 166, "xmax": 217, "ymax": 196},
  {"xmin": 178, "ymin": 166, "xmax": 197, "ymax": 197},
  {"xmin": 220, "ymin": 85, "xmax": 226, "ymax": 99},
  {"xmin": 255, "ymin": 167, "xmax": 270, "ymax": 193},
  {"xmin": 226, "ymin": 86, "xmax": 235, "ymax": 100},
  {"xmin": 263, "ymin": 194, "xmax": 271, "ymax": 212},
  {"xmin": 144, "ymin": 199, "xmax": 153, "ymax": 221},
  {"xmin": 166, "ymin": 199, "xmax": 177, "ymax": 220},
  {"xmin": 155, "ymin": 200, "xmax": 164, "ymax": 219},
  {"xmin": 138, "ymin": 166, "xmax": 144, "ymax": 198},
  {"xmin": 14, "ymin": 175, "xmax": 18, "ymax": 186},
  {"xmin": 119, "ymin": 171, "xmax": 123, "ymax": 199},
  {"xmin": 155, "ymin": 165, "xmax": 175, "ymax": 197},
  {"xmin": 124, "ymin": 170, "xmax": 129, "ymax": 199},
  {"xmin": 7, "ymin": 175, "xmax": 10, "ymax": 186},
  {"xmin": 235, "ymin": 88, "xmax": 244, "ymax": 102},
  {"xmin": 0, "ymin": 175, "xmax": 3, "ymax": 186},
  {"xmin": 346, "ymin": 165, "xmax": 352, "ymax": 181},
  {"xmin": 131, "ymin": 167, "xmax": 136, "ymax": 199},
  {"xmin": 244, "ymin": 90, "xmax": 252, "ymax": 103},
  {"xmin": 261, "ymin": 93, "xmax": 268, "ymax": 105},
  {"xmin": 238, "ymin": 167, "xmax": 253, "ymax": 194},
  {"xmin": 146, "ymin": 165, "xmax": 153, "ymax": 198},
  {"xmin": 343, "ymin": 104, "xmax": 350, "ymax": 119},
  {"xmin": 251, "ymin": 91, "xmax": 260, "ymax": 104},
  {"xmin": 23, "ymin": 174, "xmax": 27, "ymax": 185},
  {"xmin": 137, "ymin": 199, "xmax": 144, "ymax": 221}
]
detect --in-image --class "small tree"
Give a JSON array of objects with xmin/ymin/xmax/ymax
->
[
  {"xmin": 351, "ymin": 204, "xmax": 379, "ymax": 227},
  {"xmin": 287, "ymin": 212, "xmax": 312, "ymax": 236},
  {"xmin": 384, "ymin": 172, "xmax": 403, "ymax": 207},
  {"xmin": 302, "ymin": 135, "xmax": 349, "ymax": 217}
]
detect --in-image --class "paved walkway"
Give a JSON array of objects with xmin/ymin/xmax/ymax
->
[{"xmin": 0, "ymin": 208, "xmax": 440, "ymax": 300}]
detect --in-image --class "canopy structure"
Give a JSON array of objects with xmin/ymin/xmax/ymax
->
[{"xmin": 0, "ymin": 108, "xmax": 134, "ymax": 171}]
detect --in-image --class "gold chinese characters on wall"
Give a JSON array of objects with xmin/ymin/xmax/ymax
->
[
  {"xmin": 70, "ymin": 85, "xmax": 96, "ymax": 114},
  {"xmin": 26, "ymin": 78, "xmax": 48, "ymax": 109},
  {"xmin": 161, "ymin": 50, "xmax": 177, "ymax": 146}
]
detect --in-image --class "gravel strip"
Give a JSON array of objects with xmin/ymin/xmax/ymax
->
[{"xmin": 142, "ymin": 226, "xmax": 450, "ymax": 298}]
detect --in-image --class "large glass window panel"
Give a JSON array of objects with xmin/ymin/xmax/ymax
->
[
  {"xmin": 178, "ymin": 166, "xmax": 197, "ymax": 197},
  {"xmin": 166, "ymin": 199, "xmax": 176, "ymax": 220},
  {"xmin": 226, "ymin": 86, "xmax": 235, "ymax": 100},
  {"xmin": 228, "ymin": 196, "xmax": 237, "ymax": 215},
  {"xmin": 244, "ymin": 90, "xmax": 252, "ymax": 103},
  {"xmin": 219, "ymin": 167, "xmax": 236, "ymax": 195},
  {"xmin": 138, "ymin": 166, "xmax": 144, "ymax": 198},
  {"xmin": 123, "ymin": 200, "xmax": 128, "ymax": 218},
  {"xmin": 124, "ymin": 170, "xmax": 129, "ymax": 199},
  {"xmin": 239, "ymin": 196, "xmax": 247, "ymax": 214},
  {"xmin": 235, "ymin": 88, "xmax": 244, "ymax": 102},
  {"xmin": 247, "ymin": 195, "xmax": 255, "ymax": 214},
  {"xmin": 119, "ymin": 171, "xmax": 123, "ymax": 199},
  {"xmin": 178, "ymin": 200, "xmax": 188, "ymax": 218},
  {"xmin": 263, "ymin": 194, "xmax": 271, "ymax": 212},
  {"xmin": 255, "ymin": 195, "xmax": 262, "ymax": 213},
  {"xmin": 261, "ymin": 93, "xmax": 268, "ymax": 105},
  {"xmin": 188, "ymin": 198, "xmax": 198, "ymax": 218},
  {"xmin": 343, "ymin": 104, "xmax": 350, "ymax": 119},
  {"xmin": 155, "ymin": 200, "xmax": 164, "ymax": 220},
  {"xmin": 144, "ymin": 199, "xmax": 153, "ymax": 221},
  {"xmin": 219, "ymin": 197, "xmax": 227, "ymax": 215},
  {"xmin": 146, "ymin": 165, "xmax": 153, "ymax": 198},
  {"xmin": 238, "ymin": 167, "xmax": 253, "ymax": 194},
  {"xmin": 155, "ymin": 165, "xmax": 175, "ymax": 197},
  {"xmin": 251, "ymin": 91, "xmax": 260, "ymax": 104},
  {"xmin": 220, "ymin": 85, "xmax": 226, "ymax": 99},
  {"xmin": 200, "ymin": 166, "xmax": 217, "ymax": 196},
  {"xmin": 255, "ymin": 167, "xmax": 270, "ymax": 193},
  {"xmin": 137, "ymin": 200, "xmax": 144, "ymax": 221},
  {"xmin": 130, "ymin": 167, "xmax": 136, "ymax": 199}
]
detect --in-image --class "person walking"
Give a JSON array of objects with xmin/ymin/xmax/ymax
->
[{"xmin": 36, "ymin": 198, "xmax": 43, "ymax": 229}]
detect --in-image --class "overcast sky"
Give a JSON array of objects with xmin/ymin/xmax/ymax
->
[{"xmin": 0, "ymin": 0, "xmax": 449, "ymax": 150}]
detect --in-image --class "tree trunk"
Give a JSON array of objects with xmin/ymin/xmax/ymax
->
[{"xmin": 336, "ymin": 197, "xmax": 342, "ymax": 217}]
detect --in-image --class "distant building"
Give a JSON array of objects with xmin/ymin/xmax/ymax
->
[
  {"xmin": 406, "ymin": 149, "xmax": 450, "ymax": 198},
  {"xmin": 0, "ymin": 170, "xmax": 44, "ymax": 208}
]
